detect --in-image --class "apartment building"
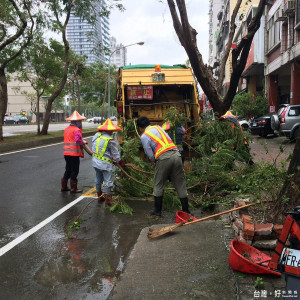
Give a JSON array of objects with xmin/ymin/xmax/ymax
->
[
  {"xmin": 110, "ymin": 37, "xmax": 127, "ymax": 68},
  {"xmin": 66, "ymin": 0, "xmax": 110, "ymax": 65},
  {"xmin": 209, "ymin": 0, "xmax": 300, "ymax": 111},
  {"xmin": 209, "ymin": 0, "xmax": 261, "ymax": 95},
  {"xmin": 234, "ymin": 5, "xmax": 265, "ymax": 96}
]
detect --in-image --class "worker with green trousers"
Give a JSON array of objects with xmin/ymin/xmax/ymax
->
[{"xmin": 137, "ymin": 116, "xmax": 190, "ymax": 217}]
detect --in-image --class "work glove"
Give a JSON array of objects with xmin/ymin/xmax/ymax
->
[{"xmin": 118, "ymin": 160, "xmax": 126, "ymax": 168}]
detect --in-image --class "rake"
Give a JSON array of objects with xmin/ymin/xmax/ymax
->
[{"xmin": 147, "ymin": 203, "xmax": 256, "ymax": 239}]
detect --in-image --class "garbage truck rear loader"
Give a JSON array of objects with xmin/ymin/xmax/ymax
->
[{"xmin": 114, "ymin": 64, "xmax": 200, "ymax": 159}]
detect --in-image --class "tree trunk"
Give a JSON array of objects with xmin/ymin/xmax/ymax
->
[
  {"xmin": 272, "ymin": 130, "xmax": 300, "ymax": 222},
  {"xmin": 37, "ymin": 96, "xmax": 40, "ymax": 134},
  {"xmin": 0, "ymin": 68, "xmax": 8, "ymax": 141}
]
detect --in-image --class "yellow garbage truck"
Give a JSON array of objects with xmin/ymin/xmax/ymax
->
[{"xmin": 115, "ymin": 64, "xmax": 200, "ymax": 146}]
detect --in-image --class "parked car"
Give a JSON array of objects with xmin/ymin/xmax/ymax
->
[
  {"xmin": 93, "ymin": 116, "xmax": 106, "ymax": 124},
  {"xmin": 13, "ymin": 115, "xmax": 30, "ymax": 124},
  {"xmin": 3, "ymin": 116, "xmax": 15, "ymax": 124},
  {"xmin": 249, "ymin": 113, "xmax": 276, "ymax": 137},
  {"xmin": 271, "ymin": 104, "xmax": 300, "ymax": 140},
  {"xmin": 238, "ymin": 119, "xmax": 249, "ymax": 131},
  {"xmin": 86, "ymin": 117, "xmax": 94, "ymax": 123},
  {"xmin": 110, "ymin": 116, "xmax": 117, "ymax": 121}
]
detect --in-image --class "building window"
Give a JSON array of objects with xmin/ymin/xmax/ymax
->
[{"xmin": 267, "ymin": 16, "xmax": 281, "ymax": 50}]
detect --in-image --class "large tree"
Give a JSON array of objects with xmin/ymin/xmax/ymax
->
[
  {"xmin": 0, "ymin": 0, "xmax": 37, "ymax": 141},
  {"xmin": 167, "ymin": 0, "xmax": 300, "ymax": 219},
  {"xmin": 39, "ymin": 0, "xmax": 123, "ymax": 135},
  {"xmin": 17, "ymin": 38, "xmax": 66, "ymax": 133},
  {"xmin": 167, "ymin": 0, "xmax": 266, "ymax": 115}
]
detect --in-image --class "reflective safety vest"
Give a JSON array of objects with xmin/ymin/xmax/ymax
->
[
  {"xmin": 63, "ymin": 126, "xmax": 84, "ymax": 157},
  {"xmin": 92, "ymin": 132, "xmax": 113, "ymax": 163},
  {"xmin": 144, "ymin": 125, "xmax": 178, "ymax": 159}
]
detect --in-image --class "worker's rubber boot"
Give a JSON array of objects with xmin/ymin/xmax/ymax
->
[
  {"xmin": 96, "ymin": 184, "xmax": 104, "ymax": 203},
  {"xmin": 61, "ymin": 178, "xmax": 71, "ymax": 192},
  {"xmin": 180, "ymin": 197, "xmax": 191, "ymax": 214},
  {"xmin": 104, "ymin": 194, "xmax": 113, "ymax": 206},
  {"xmin": 150, "ymin": 196, "xmax": 163, "ymax": 216},
  {"xmin": 97, "ymin": 192, "xmax": 105, "ymax": 203},
  {"xmin": 70, "ymin": 179, "xmax": 82, "ymax": 193}
]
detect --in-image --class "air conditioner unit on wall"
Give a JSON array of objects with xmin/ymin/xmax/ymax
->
[
  {"xmin": 283, "ymin": 0, "xmax": 295, "ymax": 14},
  {"xmin": 275, "ymin": 8, "xmax": 287, "ymax": 22}
]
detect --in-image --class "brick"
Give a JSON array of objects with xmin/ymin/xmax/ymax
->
[
  {"xmin": 241, "ymin": 214, "xmax": 252, "ymax": 224},
  {"xmin": 241, "ymin": 231, "xmax": 254, "ymax": 241},
  {"xmin": 253, "ymin": 232, "xmax": 277, "ymax": 241},
  {"xmin": 255, "ymin": 223, "xmax": 273, "ymax": 236},
  {"xmin": 252, "ymin": 239, "xmax": 278, "ymax": 250},
  {"xmin": 239, "ymin": 235, "xmax": 253, "ymax": 245},
  {"xmin": 236, "ymin": 200, "xmax": 246, "ymax": 207},
  {"xmin": 273, "ymin": 224, "xmax": 284, "ymax": 238},
  {"xmin": 242, "ymin": 222, "xmax": 255, "ymax": 238}
]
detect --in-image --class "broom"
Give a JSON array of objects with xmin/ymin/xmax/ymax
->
[{"xmin": 147, "ymin": 203, "xmax": 256, "ymax": 239}]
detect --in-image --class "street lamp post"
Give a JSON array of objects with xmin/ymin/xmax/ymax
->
[{"xmin": 107, "ymin": 41, "xmax": 144, "ymax": 117}]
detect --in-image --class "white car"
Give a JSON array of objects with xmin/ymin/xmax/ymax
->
[
  {"xmin": 239, "ymin": 119, "xmax": 250, "ymax": 131},
  {"xmin": 86, "ymin": 118, "xmax": 94, "ymax": 123}
]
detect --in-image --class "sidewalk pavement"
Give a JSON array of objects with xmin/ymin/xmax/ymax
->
[{"xmin": 109, "ymin": 211, "xmax": 286, "ymax": 300}]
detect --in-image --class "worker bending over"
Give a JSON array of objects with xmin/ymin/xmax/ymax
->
[{"xmin": 137, "ymin": 116, "xmax": 190, "ymax": 216}]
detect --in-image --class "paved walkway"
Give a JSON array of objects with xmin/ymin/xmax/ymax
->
[{"xmin": 109, "ymin": 210, "xmax": 286, "ymax": 300}]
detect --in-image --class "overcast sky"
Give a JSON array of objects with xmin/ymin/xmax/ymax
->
[{"xmin": 109, "ymin": 1, "xmax": 209, "ymax": 66}]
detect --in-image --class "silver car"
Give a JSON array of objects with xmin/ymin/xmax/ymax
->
[{"xmin": 271, "ymin": 104, "xmax": 300, "ymax": 140}]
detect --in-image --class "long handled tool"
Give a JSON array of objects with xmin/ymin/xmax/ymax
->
[{"xmin": 147, "ymin": 203, "xmax": 256, "ymax": 239}]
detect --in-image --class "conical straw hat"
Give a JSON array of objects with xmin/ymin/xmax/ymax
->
[
  {"xmin": 97, "ymin": 118, "xmax": 121, "ymax": 131},
  {"xmin": 162, "ymin": 121, "xmax": 171, "ymax": 131},
  {"xmin": 66, "ymin": 110, "xmax": 86, "ymax": 121}
]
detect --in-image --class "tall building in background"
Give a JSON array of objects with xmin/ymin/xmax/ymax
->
[
  {"xmin": 66, "ymin": 0, "xmax": 110, "ymax": 65},
  {"xmin": 110, "ymin": 37, "xmax": 127, "ymax": 68},
  {"xmin": 208, "ymin": 0, "xmax": 223, "ymax": 67},
  {"xmin": 209, "ymin": 0, "xmax": 260, "ymax": 95}
]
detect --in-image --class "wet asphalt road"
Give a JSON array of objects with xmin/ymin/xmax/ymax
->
[
  {"xmin": 0, "ymin": 126, "xmax": 296, "ymax": 299},
  {"xmin": 0, "ymin": 137, "xmax": 168, "ymax": 299}
]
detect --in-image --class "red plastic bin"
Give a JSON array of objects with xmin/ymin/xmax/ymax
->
[{"xmin": 175, "ymin": 211, "xmax": 197, "ymax": 223}]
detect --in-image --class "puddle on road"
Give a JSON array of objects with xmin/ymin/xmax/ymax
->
[
  {"xmin": 1, "ymin": 199, "xmax": 178, "ymax": 299},
  {"xmin": 31, "ymin": 199, "xmax": 159, "ymax": 299}
]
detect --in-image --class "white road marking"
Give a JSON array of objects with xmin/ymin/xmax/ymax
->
[
  {"xmin": 0, "ymin": 195, "xmax": 86, "ymax": 257},
  {"xmin": 0, "ymin": 135, "xmax": 94, "ymax": 156},
  {"xmin": 0, "ymin": 142, "xmax": 63, "ymax": 156}
]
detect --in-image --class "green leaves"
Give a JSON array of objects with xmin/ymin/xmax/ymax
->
[{"xmin": 232, "ymin": 92, "xmax": 269, "ymax": 119}]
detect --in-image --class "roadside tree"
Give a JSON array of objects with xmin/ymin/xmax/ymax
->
[
  {"xmin": 232, "ymin": 92, "xmax": 269, "ymax": 120},
  {"xmin": 167, "ymin": 0, "xmax": 300, "ymax": 220},
  {"xmin": 38, "ymin": 0, "xmax": 123, "ymax": 135},
  {"xmin": 17, "ymin": 38, "xmax": 65, "ymax": 133},
  {"xmin": 0, "ymin": 0, "xmax": 40, "ymax": 141}
]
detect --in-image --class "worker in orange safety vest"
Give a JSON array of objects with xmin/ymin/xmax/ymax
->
[
  {"xmin": 137, "ymin": 116, "xmax": 190, "ymax": 217},
  {"xmin": 61, "ymin": 110, "xmax": 88, "ymax": 193}
]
